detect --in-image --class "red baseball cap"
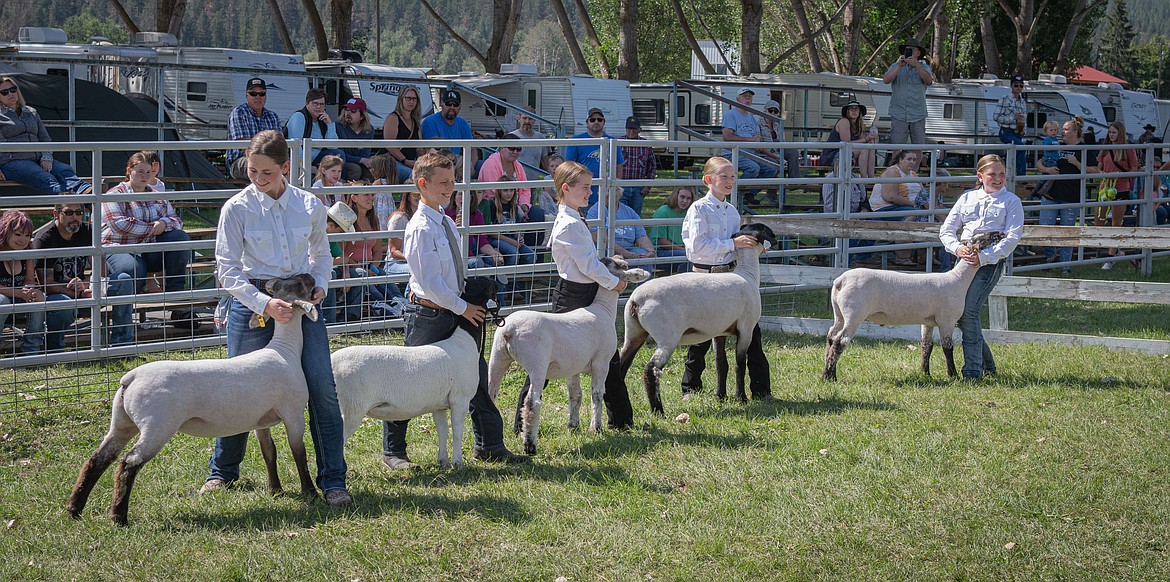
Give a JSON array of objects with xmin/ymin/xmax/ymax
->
[{"xmin": 343, "ymin": 97, "xmax": 367, "ymax": 111}]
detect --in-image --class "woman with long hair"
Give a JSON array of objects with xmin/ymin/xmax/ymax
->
[
  {"xmin": 1093, "ymin": 121, "xmax": 1141, "ymax": 269},
  {"xmin": 651, "ymin": 186, "xmax": 696, "ymax": 273},
  {"xmin": 822, "ymin": 100, "xmax": 877, "ymax": 179},
  {"xmin": 0, "ymin": 77, "xmax": 92, "ymax": 195},
  {"xmin": 384, "ymin": 85, "xmax": 423, "ymax": 184},
  {"xmin": 0, "ymin": 209, "xmax": 46, "ymax": 353}
]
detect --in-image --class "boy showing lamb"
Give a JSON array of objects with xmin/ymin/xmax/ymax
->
[
  {"xmin": 380, "ymin": 152, "xmax": 531, "ymax": 470},
  {"xmin": 679, "ymin": 156, "xmax": 775, "ymax": 402}
]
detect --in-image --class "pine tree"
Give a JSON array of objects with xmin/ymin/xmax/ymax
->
[{"xmin": 1097, "ymin": 0, "xmax": 1137, "ymax": 82}]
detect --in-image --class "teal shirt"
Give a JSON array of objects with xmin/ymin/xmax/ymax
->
[{"xmin": 651, "ymin": 204, "xmax": 686, "ymax": 246}]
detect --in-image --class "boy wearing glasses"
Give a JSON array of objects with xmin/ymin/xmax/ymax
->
[
  {"xmin": 993, "ymin": 75, "xmax": 1028, "ymax": 175},
  {"xmin": 226, "ymin": 78, "xmax": 282, "ymax": 179},
  {"xmin": 32, "ymin": 202, "xmax": 94, "ymax": 351}
]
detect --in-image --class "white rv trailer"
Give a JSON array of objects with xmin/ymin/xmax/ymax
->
[
  {"xmin": 1067, "ymin": 82, "xmax": 1158, "ymax": 140},
  {"xmin": 0, "ymin": 27, "xmax": 158, "ymax": 97},
  {"xmin": 432, "ymin": 70, "xmax": 633, "ymax": 139},
  {"xmin": 305, "ymin": 61, "xmax": 434, "ymax": 132}
]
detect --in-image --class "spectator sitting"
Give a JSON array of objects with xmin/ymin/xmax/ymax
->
[
  {"xmin": 564, "ymin": 107, "xmax": 625, "ymax": 205},
  {"xmin": 650, "ymin": 186, "xmax": 695, "ymax": 273},
  {"xmin": 421, "ymin": 88, "xmax": 477, "ymax": 175},
  {"xmin": 225, "ymin": 77, "xmax": 281, "ymax": 179},
  {"xmin": 0, "ymin": 209, "xmax": 47, "ymax": 353},
  {"xmin": 311, "ymin": 154, "xmax": 345, "ymax": 206},
  {"xmin": 141, "ymin": 150, "xmax": 166, "ymax": 191},
  {"xmin": 510, "ymin": 107, "xmax": 552, "ymax": 175},
  {"xmin": 320, "ymin": 201, "xmax": 359, "ymax": 324},
  {"xmin": 335, "ymin": 97, "xmax": 375, "ymax": 181},
  {"xmin": 586, "ymin": 195, "xmax": 656, "ymax": 264},
  {"xmin": 480, "ymin": 178, "xmax": 538, "ymax": 303},
  {"xmin": 383, "ymin": 85, "xmax": 423, "ymax": 184},
  {"xmin": 868, "ymin": 149, "xmax": 921, "ymax": 266},
  {"xmin": 445, "ymin": 188, "xmax": 506, "ymax": 305},
  {"xmin": 369, "ymin": 154, "xmax": 399, "ymax": 230},
  {"xmin": 478, "ymin": 134, "xmax": 546, "ymax": 243},
  {"xmin": 101, "ymin": 151, "xmax": 192, "ymax": 345},
  {"xmin": 822, "ymin": 100, "xmax": 877, "ymax": 179},
  {"xmin": 33, "ymin": 201, "xmax": 94, "ymax": 351},
  {"xmin": 382, "ymin": 188, "xmax": 420, "ymax": 284},
  {"xmin": 284, "ymin": 87, "xmax": 344, "ymax": 174},
  {"xmin": 344, "ymin": 190, "xmax": 406, "ymax": 318},
  {"xmin": 0, "ymin": 76, "xmax": 93, "ymax": 195},
  {"xmin": 619, "ymin": 116, "xmax": 657, "ymax": 214},
  {"xmin": 721, "ymin": 87, "xmax": 777, "ymax": 206},
  {"xmin": 756, "ymin": 99, "xmax": 803, "ymax": 204},
  {"xmin": 537, "ymin": 153, "xmax": 565, "ymax": 212}
]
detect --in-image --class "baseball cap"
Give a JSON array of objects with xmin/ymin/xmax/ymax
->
[
  {"xmin": 587, "ymin": 107, "xmax": 604, "ymax": 119},
  {"xmin": 737, "ymin": 87, "xmax": 755, "ymax": 96},
  {"xmin": 442, "ymin": 89, "xmax": 461, "ymax": 105},
  {"xmin": 625, "ymin": 116, "xmax": 641, "ymax": 129},
  {"xmin": 343, "ymin": 97, "xmax": 367, "ymax": 111},
  {"xmin": 1010, "ymin": 75, "xmax": 1024, "ymax": 84},
  {"xmin": 764, "ymin": 99, "xmax": 780, "ymax": 111},
  {"xmin": 246, "ymin": 78, "xmax": 266, "ymax": 91}
]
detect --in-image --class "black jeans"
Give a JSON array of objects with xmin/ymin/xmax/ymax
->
[
  {"xmin": 679, "ymin": 324, "xmax": 771, "ymax": 398},
  {"xmin": 382, "ymin": 304, "xmax": 506, "ymax": 456},
  {"xmin": 514, "ymin": 278, "xmax": 635, "ymax": 429}
]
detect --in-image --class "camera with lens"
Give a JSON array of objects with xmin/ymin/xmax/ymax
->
[{"xmin": 904, "ymin": 47, "xmax": 914, "ymax": 59}]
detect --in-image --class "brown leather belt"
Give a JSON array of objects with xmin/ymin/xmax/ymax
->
[{"xmin": 408, "ymin": 292, "xmax": 445, "ymax": 311}]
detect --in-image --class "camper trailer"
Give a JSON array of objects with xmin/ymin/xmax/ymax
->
[
  {"xmin": 433, "ymin": 69, "xmax": 633, "ymax": 139},
  {"xmin": 0, "ymin": 27, "xmax": 158, "ymax": 97},
  {"xmin": 1023, "ymin": 77, "xmax": 1110, "ymax": 136},
  {"xmin": 305, "ymin": 61, "xmax": 434, "ymax": 132}
]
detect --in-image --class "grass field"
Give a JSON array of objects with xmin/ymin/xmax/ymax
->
[{"xmin": 1, "ymin": 328, "xmax": 1168, "ymax": 580}]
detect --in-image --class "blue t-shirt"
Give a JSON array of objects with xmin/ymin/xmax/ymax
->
[
  {"xmin": 564, "ymin": 132, "xmax": 626, "ymax": 205},
  {"xmin": 420, "ymin": 112, "xmax": 473, "ymax": 155},
  {"xmin": 285, "ymin": 110, "xmax": 339, "ymax": 160},
  {"xmin": 585, "ymin": 201, "xmax": 646, "ymax": 250},
  {"xmin": 720, "ymin": 108, "xmax": 760, "ymax": 157},
  {"xmin": 1041, "ymin": 136, "xmax": 1061, "ymax": 163}
]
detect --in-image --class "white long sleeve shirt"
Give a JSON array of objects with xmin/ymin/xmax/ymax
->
[
  {"xmin": 939, "ymin": 186, "xmax": 1025, "ymax": 266},
  {"xmin": 551, "ymin": 204, "xmax": 620, "ymax": 289},
  {"xmin": 682, "ymin": 191, "xmax": 740, "ymax": 265},
  {"xmin": 405, "ymin": 204, "xmax": 468, "ymax": 314},
  {"xmin": 215, "ymin": 182, "xmax": 333, "ymax": 316}
]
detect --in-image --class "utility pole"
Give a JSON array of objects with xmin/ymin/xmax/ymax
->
[
  {"xmin": 376, "ymin": 0, "xmax": 382, "ymax": 64},
  {"xmin": 1158, "ymin": 41, "xmax": 1165, "ymax": 99}
]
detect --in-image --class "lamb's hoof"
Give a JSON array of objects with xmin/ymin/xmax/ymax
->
[
  {"xmin": 567, "ymin": 420, "xmax": 579, "ymax": 430},
  {"xmin": 324, "ymin": 489, "xmax": 352, "ymax": 507},
  {"xmin": 110, "ymin": 512, "xmax": 129, "ymax": 527},
  {"xmin": 199, "ymin": 478, "xmax": 228, "ymax": 495},
  {"xmin": 523, "ymin": 442, "xmax": 537, "ymax": 456},
  {"xmin": 266, "ymin": 486, "xmax": 283, "ymax": 496}
]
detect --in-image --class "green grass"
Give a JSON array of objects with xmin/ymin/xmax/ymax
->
[{"xmin": 2, "ymin": 330, "xmax": 1169, "ymax": 580}]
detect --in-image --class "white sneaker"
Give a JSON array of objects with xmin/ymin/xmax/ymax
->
[{"xmin": 1101, "ymin": 261, "xmax": 1113, "ymax": 270}]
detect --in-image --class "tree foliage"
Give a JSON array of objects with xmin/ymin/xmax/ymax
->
[{"xmin": 1096, "ymin": 0, "xmax": 1136, "ymax": 82}]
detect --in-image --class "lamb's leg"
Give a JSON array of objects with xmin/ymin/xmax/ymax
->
[
  {"xmin": 618, "ymin": 309, "xmax": 650, "ymax": 377},
  {"xmin": 714, "ymin": 336, "xmax": 729, "ymax": 401},
  {"xmin": 522, "ymin": 372, "xmax": 546, "ymax": 455},
  {"xmin": 434, "ymin": 411, "xmax": 450, "ymax": 469},
  {"xmin": 255, "ymin": 428, "xmax": 282, "ymax": 495},
  {"xmin": 734, "ymin": 332, "xmax": 749, "ymax": 404},
  {"xmin": 588, "ymin": 360, "xmax": 608, "ymax": 433},
  {"xmin": 109, "ymin": 429, "xmax": 170, "ymax": 526},
  {"xmin": 282, "ymin": 415, "xmax": 318, "ymax": 498},
  {"xmin": 939, "ymin": 324, "xmax": 958, "ymax": 377},
  {"xmin": 486, "ymin": 339, "xmax": 514, "ymax": 401},
  {"xmin": 920, "ymin": 325, "xmax": 934, "ymax": 376},
  {"xmin": 822, "ymin": 297, "xmax": 847, "ymax": 381},
  {"xmin": 450, "ymin": 398, "xmax": 469, "ymax": 469},
  {"xmin": 67, "ymin": 421, "xmax": 137, "ymax": 519},
  {"xmin": 643, "ymin": 345, "xmax": 673, "ymax": 417},
  {"xmin": 567, "ymin": 374, "xmax": 583, "ymax": 430}
]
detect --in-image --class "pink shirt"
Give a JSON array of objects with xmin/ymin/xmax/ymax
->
[{"xmin": 477, "ymin": 152, "xmax": 531, "ymax": 206}]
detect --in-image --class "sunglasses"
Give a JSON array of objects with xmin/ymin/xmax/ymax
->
[
  {"xmin": 0, "ymin": 87, "xmax": 18, "ymax": 96},
  {"xmin": 588, "ymin": 117, "xmax": 604, "ymax": 122},
  {"xmin": 444, "ymin": 101, "xmax": 460, "ymax": 107},
  {"xmin": 58, "ymin": 210, "xmax": 85, "ymax": 217},
  {"xmin": 247, "ymin": 91, "xmax": 267, "ymax": 97},
  {"xmin": 767, "ymin": 108, "xmax": 780, "ymax": 114},
  {"xmin": 505, "ymin": 146, "xmax": 522, "ymax": 152}
]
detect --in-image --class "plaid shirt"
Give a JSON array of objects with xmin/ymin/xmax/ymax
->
[
  {"xmin": 225, "ymin": 103, "xmax": 282, "ymax": 165},
  {"xmin": 993, "ymin": 93, "xmax": 1026, "ymax": 133},
  {"xmin": 100, "ymin": 182, "xmax": 183, "ymax": 245},
  {"xmin": 619, "ymin": 137, "xmax": 657, "ymax": 180}
]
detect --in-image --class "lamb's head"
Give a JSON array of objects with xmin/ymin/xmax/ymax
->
[
  {"xmin": 965, "ymin": 231, "xmax": 1006, "ymax": 252},
  {"xmin": 602, "ymin": 255, "xmax": 651, "ymax": 284},
  {"xmin": 737, "ymin": 223, "xmax": 778, "ymax": 253},
  {"xmin": 461, "ymin": 275, "xmax": 503, "ymax": 327},
  {"xmin": 252, "ymin": 274, "xmax": 318, "ymax": 328}
]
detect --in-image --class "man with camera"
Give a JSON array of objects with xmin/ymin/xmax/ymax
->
[{"xmin": 882, "ymin": 38, "xmax": 934, "ymax": 151}]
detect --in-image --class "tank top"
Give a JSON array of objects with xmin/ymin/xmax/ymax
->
[{"xmin": 391, "ymin": 113, "xmax": 419, "ymax": 161}]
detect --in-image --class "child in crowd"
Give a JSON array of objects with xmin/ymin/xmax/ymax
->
[
  {"xmin": 345, "ymin": 190, "xmax": 406, "ymax": 318},
  {"xmin": 939, "ymin": 154, "xmax": 1024, "ymax": 380},
  {"xmin": 481, "ymin": 177, "xmax": 537, "ymax": 304},
  {"xmin": 321, "ymin": 202, "xmax": 359, "ymax": 324},
  {"xmin": 445, "ymin": 188, "xmax": 506, "ymax": 304},
  {"xmin": 142, "ymin": 150, "xmax": 166, "ymax": 191},
  {"xmin": 538, "ymin": 154, "xmax": 564, "ymax": 211},
  {"xmin": 0, "ymin": 209, "xmax": 46, "ymax": 354},
  {"xmin": 312, "ymin": 154, "xmax": 345, "ymax": 206},
  {"xmin": 369, "ymin": 154, "xmax": 399, "ymax": 230}
]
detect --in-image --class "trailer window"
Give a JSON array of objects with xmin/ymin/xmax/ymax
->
[
  {"xmin": 186, "ymin": 81, "xmax": 207, "ymax": 102},
  {"xmin": 46, "ymin": 68, "xmax": 69, "ymax": 77},
  {"xmin": 632, "ymin": 99, "xmax": 665, "ymax": 125},
  {"xmin": 1103, "ymin": 107, "xmax": 1116, "ymax": 123},
  {"xmin": 943, "ymin": 103, "xmax": 963, "ymax": 120},
  {"xmin": 486, "ymin": 100, "xmax": 508, "ymax": 117},
  {"xmin": 527, "ymin": 89, "xmax": 537, "ymax": 110},
  {"xmin": 829, "ymin": 92, "xmax": 855, "ymax": 107},
  {"xmin": 695, "ymin": 104, "xmax": 711, "ymax": 126},
  {"xmin": 676, "ymin": 96, "xmax": 686, "ymax": 118}
]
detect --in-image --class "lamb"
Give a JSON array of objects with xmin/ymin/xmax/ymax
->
[
  {"xmin": 67, "ymin": 274, "xmax": 319, "ymax": 525},
  {"xmin": 619, "ymin": 223, "xmax": 778, "ymax": 416},
  {"xmin": 822, "ymin": 231, "xmax": 1006, "ymax": 381},
  {"xmin": 331, "ymin": 277, "xmax": 497, "ymax": 469},
  {"xmin": 486, "ymin": 257, "xmax": 650, "ymax": 455}
]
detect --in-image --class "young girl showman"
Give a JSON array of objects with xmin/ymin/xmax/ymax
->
[
  {"xmin": 939, "ymin": 154, "xmax": 1024, "ymax": 380},
  {"xmin": 509, "ymin": 162, "xmax": 636, "ymax": 432}
]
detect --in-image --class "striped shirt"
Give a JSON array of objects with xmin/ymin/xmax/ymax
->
[{"xmin": 225, "ymin": 103, "xmax": 281, "ymax": 165}]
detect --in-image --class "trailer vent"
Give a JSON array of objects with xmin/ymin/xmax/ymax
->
[
  {"xmin": 18, "ymin": 27, "xmax": 67, "ymax": 44},
  {"xmin": 134, "ymin": 32, "xmax": 178, "ymax": 47}
]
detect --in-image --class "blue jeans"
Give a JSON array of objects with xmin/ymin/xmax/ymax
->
[
  {"xmin": 490, "ymin": 239, "xmax": 537, "ymax": 267},
  {"xmin": 656, "ymin": 248, "xmax": 690, "ymax": 273},
  {"xmin": 207, "ymin": 298, "xmax": 348, "ymax": 493},
  {"xmin": 621, "ymin": 187, "xmax": 648, "ymax": 214},
  {"xmin": 44, "ymin": 293, "xmax": 77, "ymax": 351},
  {"xmin": 0, "ymin": 159, "xmax": 90, "ymax": 195},
  {"xmin": 104, "ymin": 229, "xmax": 192, "ymax": 344},
  {"xmin": 958, "ymin": 261, "xmax": 1005, "ymax": 379},
  {"xmin": 736, "ymin": 156, "xmax": 778, "ymax": 199},
  {"xmin": 396, "ymin": 160, "xmax": 413, "ymax": 184},
  {"xmin": 1038, "ymin": 197, "xmax": 1078, "ymax": 264},
  {"xmin": 523, "ymin": 205, "xmax": 547, "ymax": 247},
  {"xmin": 382, "ymin": 304, "xmax": 505, "ymax": 455},
  {"xmin": 998, "ymin": 129, "xmax": 1027, "ymax": 176},
  {"xmin": 0, "ymin": 296, "xmax": 46, "ymax": 353}
]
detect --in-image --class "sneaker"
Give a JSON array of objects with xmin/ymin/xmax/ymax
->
[
  {"xmin": 381, "ymin": 454, "xmax": 419, "ymax": 471},
  {"xmin": 473, "ymin": 446, "xmax": 533, "ymax": 465},
  {"xmin": 324, "ymin": 489, "xmax": 352, "ymax": 507},
  {"xmin": 371, "ymin": 301, "xmax": 402, "ymax": 317},
  {"xmin": 1059, "ymin": 269, "xmax": 1071, "ymax": 278},
  {"xmin": 199, "ymin": 478, "xmax": 227, "ymax": 494},
  {"xmin": 1101, "ymin": 261, "xmax": 1113, "ymax": 271}
]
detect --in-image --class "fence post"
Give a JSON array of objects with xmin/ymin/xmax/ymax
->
[
  {"xmin": 988, "ymin": 295, "xmax": 1009, "ymax": 331},
  {"xmin": 90, "ymin": 146, "xmax": 105, "ymax": 351}
]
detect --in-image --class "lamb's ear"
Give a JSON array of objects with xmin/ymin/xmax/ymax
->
[
  {"xmin": 625, "ymin": 268, "xmax": 652, "ymax": 283},
  {"xmin": 292, "ymin": 299, "xmax": 318, "ymax": 322},
  {"xmin": 248, "ymin": 313, "xmax": 267, "ymax": 329}
]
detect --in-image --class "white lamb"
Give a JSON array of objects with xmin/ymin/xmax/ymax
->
[
  {"xmin": 67, "ymin": 274, "xmax": 320, "ymax": 525},
  {"xmin": 331, "ymin": 278, "xmax": 497, "ymax": 469},
  {"xmin": 619, "ymin": 223, "xmax": 778, "ymax": 417},
  {"xmin": 822, "ymin": 231, "xmax": 1005, "ymax": 380},
  {"xmin": 486, "ymin": 256, "xmax": 650, "ymax": 455}
]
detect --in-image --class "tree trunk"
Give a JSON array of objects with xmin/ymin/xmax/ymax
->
[
  {"xmin": 108, "ymin": 0, "xmax": 140, "ymax": 35},
  {"xmin": 551, "ymin": 0, "xmax": 592, "ymax": 75},
  {"xmin": 300, "ymin": 0, "xmax": 331, "ymax": 60},
  {"xmin": 1053, "ymin": 0, "xmax": 1109, "ymax": 75},
  {"xmin": 617, "ymin": 0, "xmax": 640, "ymax": 81},
  {"xmin": 996, "ymin": 0, "xmax": 1046, "ymax": 79},
  {"xmin": 740, "ymin": 0, "xmax": 763, "ymax": 74},
  {"xmin": 266, "ymin": 0, "xmax": 296, "ymax": 54},
  {"xmin": 979, "ymin": 1, "xmax": 1002, "ymax": 76},
  {"xmin": 668, "ymin": 0, "xmax": 715, "ymax": 76},
  {"xmin": 763, "ymin": 1, "xmax": 849, "ymax": 73},
  {"xmin": 842, "ymin": 0, "xmax": 863, "ymax": 75},
  {"xmin": 932, "ymin": 6, "xmax": 949, "ymax": 81},
  {"xmin": 157, "ymin": 0, "xmax": 187, "ymax": 36},
  {"xmin": 419, "ymin": 0, "xmax": 522, "ymax": 73},
  {"xmin": 330, "ymin": 0, "xmax": 354, "ymax": 51},
  {"xmin": 572, "ymin": 0, "xmax": 612, "ymax": 78},
  {"xmin": 789, "ymin": 0, "xmax": 824, "ymax": 72},
  {"xmin": 818, "ymin": 9, "xmax": 843, "ymax": 73}
]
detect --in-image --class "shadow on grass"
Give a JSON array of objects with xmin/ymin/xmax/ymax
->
[{"xmin": 686, "ymin": 394, "xmax": 898, "ymax": 420}]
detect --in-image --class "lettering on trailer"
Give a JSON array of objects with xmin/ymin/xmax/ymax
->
[
  {"xmin": 249, "ymin": 62, "xmax": 278, "ymax": 70},
  {"xmin": 207, "ymin": 99, "xmax": 233, "ymax": 110},
  {"xmin": 369, "ymin": 82, "xmax": 404, "ymax": 96},
  {"xmin": 119, "ymin": 66, "xmax": 150, "ymax": 79}
]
